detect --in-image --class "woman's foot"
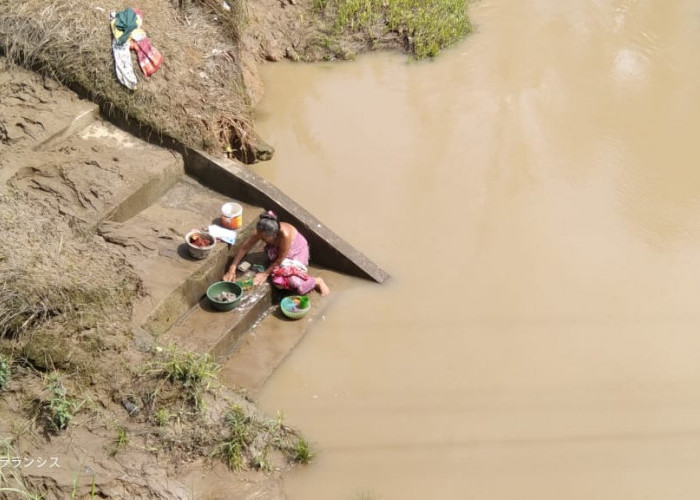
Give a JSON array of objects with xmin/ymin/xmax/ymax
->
[{"xmin": 315, "ymin": 277, "xmax": 330, "ymax": 296}]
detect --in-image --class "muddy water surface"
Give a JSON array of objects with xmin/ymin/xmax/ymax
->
[{"xmin": 252, "ymin": 1, "xmax": 700, "ymax": 498}]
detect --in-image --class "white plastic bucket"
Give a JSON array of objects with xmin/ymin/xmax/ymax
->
[{"xmin": 221, "ymin": 202, "xmax": 242, "ymax": 230}]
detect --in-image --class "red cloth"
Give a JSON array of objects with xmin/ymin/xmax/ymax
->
[{"xmin": 130, "ymin": 36, "xmax": 162, "ymax": 77}]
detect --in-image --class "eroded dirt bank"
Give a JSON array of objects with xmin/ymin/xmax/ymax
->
[{"xmin": 0, "ymin": 59, "xmax": 309, "ymax": 499}]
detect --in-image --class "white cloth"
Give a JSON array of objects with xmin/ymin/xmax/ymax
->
[
  {"xmin": 207, "ymin": 225, "xmax": 237, "ymax": 245},
  {"xmin": 279, "ymin": 258, "xmax": 307, "ymax": 273},
  {"xmin": 112, "ymin": 38, "xmax": 137, "ymax": 90}
]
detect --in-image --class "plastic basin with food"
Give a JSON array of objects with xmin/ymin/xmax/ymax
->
[
  {"xmin": 206, "ymin": 281, "xmax": 242, "ymax": 311},
  {"xmin": 185, "ymin": 230, "xmax": 216, "ymax": 260},
  {"xmin": 280, "ymin": 295, "xmax": 310, "ymax": 319}
]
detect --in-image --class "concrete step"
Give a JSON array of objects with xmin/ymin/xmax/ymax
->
[
  {"xmin": 76, "ymin": 120, "xmax": 185, "ymax": 223},
  {"xmin": 159, "ymin": 244, "xmax": 274, "ymax": 360},
  {"xmin": 218, "ymin": 267, "xmax": 339, "ymax": 396},
  {"xmin": 163, "ymin": 279, "xmax": 272, "ymax": 362},
  {"xmin": 0, "ymin": 62, "xmax": 97, "ymax": 153},
  {"xmin": 2, "ymin": 118, "xmax": 184, "ymax": 225},
  {"xmin": 101, "ymin": 176, "xmax": 264, "ymax": 336},
  {"xmin": 34, "ymin": 103, "xmax": 100, "ymax": 151}
]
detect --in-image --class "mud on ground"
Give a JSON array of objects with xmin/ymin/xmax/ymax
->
[
  {"xmin": 0, "ymin": 60, "xmax": 306, "ymax": 500},
  {"xmin": 1, "ymin": 0, "xmax": 265, "ymax": 163},
  {"xmin": 0, "ymin": 0, "xmax": 408, "ymax": 165}
]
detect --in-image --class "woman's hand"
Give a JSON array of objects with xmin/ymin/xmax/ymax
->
[
  {"xmin": 253, "ymin": 272, "xmax": 269, "ymax": 286},
  {"xmin": 223, "ymin": 269, "xmax": 237, "ymax": 282}
]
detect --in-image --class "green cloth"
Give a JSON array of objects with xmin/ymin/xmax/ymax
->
[{"xmin": 115, "ymin": 7, "xmax": 138, "ymax": 46}]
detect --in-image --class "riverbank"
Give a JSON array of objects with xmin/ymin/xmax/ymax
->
[
  {"xmin": 0, "ymin": 59, "xmax": 311, "ymax": 499},
  {"xmin": 0, "ymin": 1, "xmax": 471, "ymax": 497},
  {"xmin": 0, "ymin": 0, "xmax": 471, "ymax": 163}
]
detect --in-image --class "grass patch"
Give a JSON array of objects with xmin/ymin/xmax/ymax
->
[
  {"xmin": 42, "ymin": 373, "xmax": 85, "ymax": 432},
  {"xmin": 110, "ymin": 427, "xmax": 129, "ymax": 456},
  {"xmin": 143, "ymin": 346, "xmax": 220, "ymax": 412},
  {"xmin": 215, "ymin": 437, "xmax": 244, "ymax": 471},
  {"xmin": 154, "ymin": 408, "xmax": 170, "ymax": 427},
  {"xmin": 289, "ymin": 437, "xmax": 314, "ymax": 465},
  {"xmin": 213, "ymin": 405, "xmax": 251, "ymax": 470},
  {"xmin": 314, "ymin": 0, "xmax": 471, "ymax": 58},
  {"xmin": 0, "ymin": 355, "xmax": 10, "ymax": 390},
  {"xmin": 212, "ymin": 404, "xmax": 310, "ymax": 472}
]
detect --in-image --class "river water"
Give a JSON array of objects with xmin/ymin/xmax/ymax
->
[{"xmin": 251, "ymin": 1, "xmax": 700, "ymax": 498}]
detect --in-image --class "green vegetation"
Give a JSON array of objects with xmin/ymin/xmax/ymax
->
[
  {"xmin": 70, "ymin": 473, "xmax": 97, "ymax": 499},
  {"xmin": 110, "ymin": 427, "xmax": 129, "ymax": 456},
  {"xmin": 144, "ymin": 346, "xmax": 220, "ymax": 412},
  {"xmin": 215, "ymin": 434, "xmax": 245, "ymax": 471},
  {"xmin": 43, "ymin": 373, "xmax": 84, "ymax": 432},
  {"xmin": 154, "ymin": 408, "xmax": 170, "ymax": 427},
  {"xmin": 289, "ymin": 437, "xmax": 314, "ymax": 464},
  {"xmin": 212, "ymin": 404, "xmax": 310, "ymax": 472},
  {"xmin": 314, "ymin": 0, "xmax": 471, "ymax": 58},
  {"xmin": 0, "ymin": 355, "xmax": 10, "ymax": 390},
  {"xmin": 216, "ymin": 405, "xmax": 254, "ymax": 471}
]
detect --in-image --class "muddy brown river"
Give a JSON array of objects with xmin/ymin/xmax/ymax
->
[{"xmin": 251, "ymin": 1, "xmax": 700, "ymax": 498}]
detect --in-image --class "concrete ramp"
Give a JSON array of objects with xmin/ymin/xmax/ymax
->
[{"xmin": 185, "ymin": 149, "xmax": 389, "ymax": 284}]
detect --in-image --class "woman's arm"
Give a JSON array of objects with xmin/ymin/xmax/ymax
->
[{"xmin": 223, "ymin": 232, "xmax": 261, "ymax": 281}]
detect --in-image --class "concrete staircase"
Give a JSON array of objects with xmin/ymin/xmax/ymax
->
[
  {"xmin": 19, "ymin": 103, "xmax": 342, "ymax": 394},
  {"xmin": 9, "ymin": 86, "xmax": 383, "ymax": 395},
  {"xmin": 108, "ymin": 170, "xmax": 341, "ymax": 393}
]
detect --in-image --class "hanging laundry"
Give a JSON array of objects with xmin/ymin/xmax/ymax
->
[
  {"xmin": 130, "ymin": 35, "xmax": 163, "ymax": 77},
  {"xmin": 109, "ymin": 7, "xmax": 163, "ymax": 89},
  {"xmin": 112, "ymin": 7, "xmax": 141, "ymax": 46},
  {"xmin": 112, "ymin": 39, "xmax": 138, "ymax": 89}
]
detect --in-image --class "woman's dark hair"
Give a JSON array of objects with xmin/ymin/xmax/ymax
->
[{"xmin": 257, "ymin": 211, "xmax": 280, "ymax": 237}]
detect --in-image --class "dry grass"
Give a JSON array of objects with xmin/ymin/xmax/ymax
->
[
  {"xmin": 0, "ymin": 0, "xmax": 255, "ymax": 159},
  {"xmin": 0, "ymin": 189, "xmax": 140, "ymax": 339},
  {"xmin": 0, "ymin": 184, "xmax": 307, "ymax": 487}
]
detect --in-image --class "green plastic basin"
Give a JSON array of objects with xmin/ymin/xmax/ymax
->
[
  {"xmin": 280, "ymin": 295, "xmax": 310, "ymax": 320},
  {"xmin": 206, "ymin": 281, "xmax": 243, "ymax": 311}
]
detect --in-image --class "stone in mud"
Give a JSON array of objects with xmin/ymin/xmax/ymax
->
[
  {"xmin": 122, "ymin": 397, "xmax": 140, "ymax": 416},
  {"xmin": 131, "ymin": 326, "xmax": 156, "ymax": 353},
  {"xmin": 263, "ymin": 39, "xmax": 284, "ymax": 62},
  {"xmin": 251, "ymin": 131, "xmax": 275, "ymax": 162},
  {"xmin": 23, "ymin": 334, "xmax": 74, "ymax": 371},
  {"xmin": 236, "ymin": 130, "xmax": 275, "ymax": 163}
]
